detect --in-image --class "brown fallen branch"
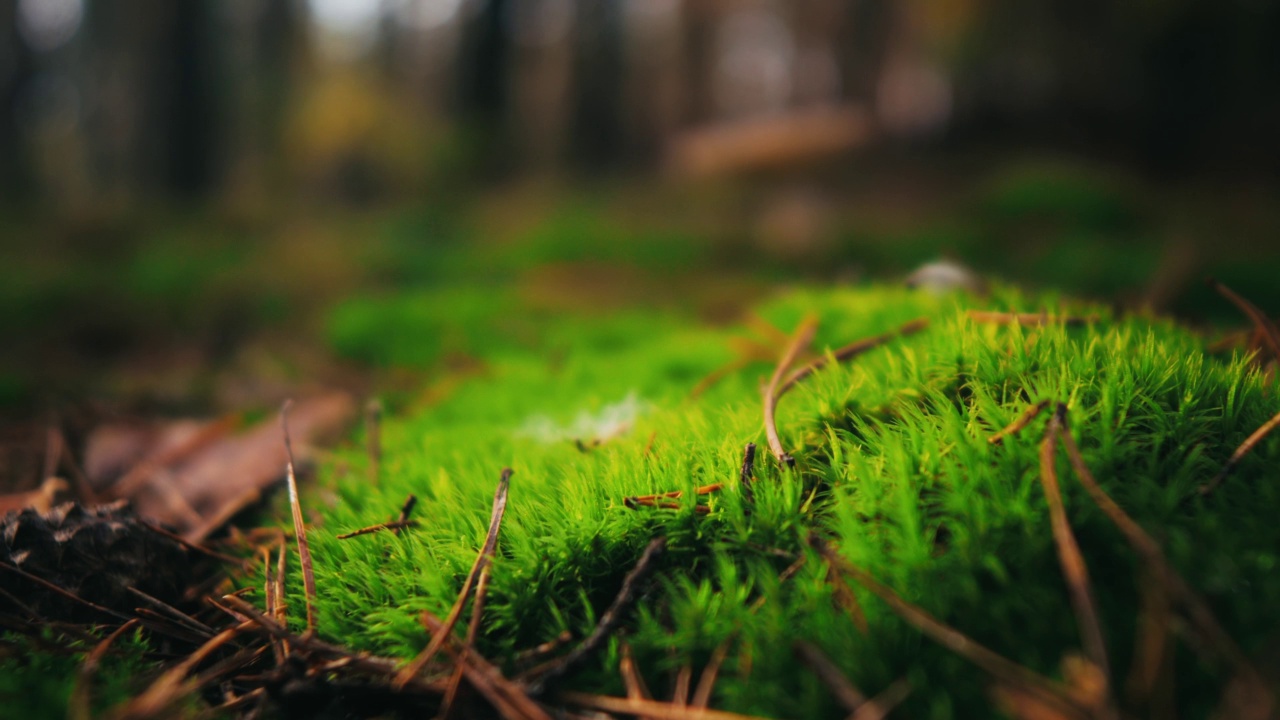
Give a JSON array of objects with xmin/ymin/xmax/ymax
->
[
  {"xmin": 1198, "ymin": 408, "xmax": 1280, "ymax": 497},
  {"xmin": 337, "ymin": 520, "xmax": 420, "ymax": 539},
  {"xmin": 967, "ymin": 311, "xmax": 1097, "ymax": 327},
  {"xmin": 809, "ymin": 536, "xmax": 1088, "ymax": 720},
  {"xmin": 524, "ymin": 537, "xmax": 667, "ymax": 694},
  {"xmin": 560, "ymin": 691, "xmax": 774, "ymax": 720},
  {"xmin": 69, "ymin": 619, "xmax": 141, "ymax": 720},
  {"xmin": 1055, "ymin": 415, "xmax": 1271, "ymax": 702},
  {"xmin": 793, "ymin": 641, "xmax": 866, "ymax": 712},
  {"xmin": 395, "ymin": 468, "xmax": 513, "ymax": 689},
  {"xmin": 1038, "ymin": 406, "xmax": 1113, "ymax": 694},
  {"xmin": 763, "ymin": 317, "xmax": 819, "ymax": 466},
  {"xmin": 1209, "ymin": 279, "xmax": 1280, "ymax": 363},
  {"xmin": 988, "ymin": 400, "xmax": 1051, "ymax": 445},
  {"xmin": 281, "ymin": 401, "xmax": 317, "ymax": 637}
]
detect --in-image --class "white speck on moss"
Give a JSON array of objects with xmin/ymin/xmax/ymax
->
[{"xmin": 518, "ymin": 393, "xmax": 648, "ymax": 444}]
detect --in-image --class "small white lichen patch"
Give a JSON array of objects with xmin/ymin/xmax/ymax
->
[{"xmin": 517, "ymin": 393, "xmax": 648, "ymax": 444}]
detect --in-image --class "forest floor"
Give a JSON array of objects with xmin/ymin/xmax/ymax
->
[{"xmin": 1, "ymin": 154, "xmax": 1278, "ymax": 718}]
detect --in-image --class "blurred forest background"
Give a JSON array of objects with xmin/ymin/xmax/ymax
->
[{"xmin": 3, "ymin": 0, "xmax": 1280, "ymax": 438}]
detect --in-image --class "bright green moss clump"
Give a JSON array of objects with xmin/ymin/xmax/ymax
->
[{"xmin": 294, "ymin": 285, "xmax": 1279, "ymax": 718}]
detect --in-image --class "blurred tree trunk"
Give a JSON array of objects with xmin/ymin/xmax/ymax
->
[
  {"xmin": 453, "ymin": 0, "xmax": 512, "ymax": 174},
  {"xmin": 568, "ymin": 0, "xmax": 624, "ymax": 169},
  {"xmin": 223, "ymin": 0, "xmax": 304, "ymax": 203},
  {"xmin": 81, "ymin": 0, "xmax": 222, "ymax": 203},
  {"xmin": 0, "ymin": 0, "xmax": 33, "ymax": 200}
]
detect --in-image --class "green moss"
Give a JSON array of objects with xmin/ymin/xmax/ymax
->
[
  {"xmin": 281, "ymin": 284, "xmax": 1278, "ymax": 717},
  {"xmin": 0, "ymin": 627, "xmax": 167, "ymax": 720}
]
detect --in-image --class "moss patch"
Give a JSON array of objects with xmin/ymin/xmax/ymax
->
[{"xmin": 282, "ymin": 284, "xmax": 1278, "ymax": 718}]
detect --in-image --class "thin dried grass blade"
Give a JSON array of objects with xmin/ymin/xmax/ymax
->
[
  {"xmin": 777, "ymin": 317, "xmax": 930, "ymax": 397},
  {"xmin": 691, "ymin": 639, "xmax": 730, "ymax": 709},
  {"xmin": 793, "ymin": 641, "xmax": 866, "ymax": 712},
  {"xmin": 1209, "ymin": 279, "xmax": 1280, "ymax": 362},
  {"xmin": 395, "ymin": 468, "xmax": 513, "ymax": 688},
  {"xmin": 849, "ymin": 678, "xmax": 912, "ymax": 720},
  {"xmin": 281, "ymin": 401, "xmax": 317, "ymax": 637},
  {"xmin": 989, "ymin": 400, "xmax": 1051, "ymax": 445},
  {"xmin": 810, "ymin": 536, "xmax": 1086, "ymax": 719},
  {"xmin": 1038, "ymin": 407, "xmax": 1112, "ymax": 688},
  {"xmin": 1057, "ymin": 420, "xmax": 1271, "ymax": 700},
  {"xmin": 763, "ymin": 316, "xmax": 818, "ymax": 465},
  {"xmin": 560, "ymin": 691, "xmax": 774, "ymax": 720},
  {"xmin": 524, "ymin": 537, "xmax": 667, "ymax": 694},
  {"xmin": 1199, "ymin": 408, "xmax": 1280, "ymax": 496},
  {"xmin": 116, "ymin": 623, "xmax": 245, "ymax": 719},
  {"xmin": 336, "ymin": 519, "xmax": 420, "ymax": 539},
  {"xmin": 70, "ymin": 619, "xmax": 140, "ymax": 720}
]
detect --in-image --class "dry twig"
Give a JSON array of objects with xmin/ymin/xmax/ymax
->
[
  {"xmin": 1209, "ymin": 279, "xmax": 1280, "ymax": 362},
  {"xmin": 1198, "ymin": 408, "xmax": 1280, "ymax": 496},
  {"xmin": 762, "ymin": 317, "xmax": 818, "ymax": 466},
  {"xmin": 70, "ymin": 619, "xmax": 140, "ymax": 720},
  {"xmin": 810, "ymin": 536, "xmax": 1088, "ymax": 720},
  {"xmin": 1038, "ymin": 406, "xmax": 1112, "ymax": 692},
  {"xmin": 524, "ymin": 537, "xmax": 667, "ymax": 694},
  {"xmin": 280, "ymin": 401, "xmax": 317, "ymax": 637},
  {"xmin": 793, "ymin": 641, "xmax": 866, "ymax": 712},
  {"xmin": 395, "ymin": 468, "xmax": 513, "ymax": 688}
]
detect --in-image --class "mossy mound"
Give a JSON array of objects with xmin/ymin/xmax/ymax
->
[{"xmin": 289, "ymin": 284, "xmax": 1278, "ymax": 718}]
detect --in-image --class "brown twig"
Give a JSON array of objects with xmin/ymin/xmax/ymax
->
[
  {"xmin": 281, "ymin": 401, "xmax": 317, "ymax": 637},
  {"xmin": 216, "ymin": 594, "xmax": 417, "ymax": 680},
  {"xmin": 395, "ymin": 468, "xmax": 513, "ymax": 688},
  {"xmin": 126, "ymin": 586, "xmax": 215, "ymax": 638},
  {"xmin": 524, "ymin": 537, "xmax": 667, "ymax": 694},
  {"xmin": 1038, "ymin": 406, "xmax": 1112, "ymax": 691},
  {"xmin": 762, "ymin": 317, "xmax": 819, "ymax": 466},
  {"xmin": 70, "ymin": 619, "xmax": 141, "ymax": 720},
  {"xmin": 620, "ymin": 641, "xmax": 655, "ymax": 710},
  {"xmin": 672, "ymin": 659, "xmax": 693, "ymax": 706},
  {"xmin": 442, "ymin": 563, "xmax": 494, "ymax": 718},
  {"xmin": 809, "ymin": 536, "xmax": 1087, "ymax": 719},
  {"xmin": 988, "ymin": 400, "xmax": 1051, "ymax": 445},
  {"xmin": 850, "ymin": 678, "xmax": 912, "ymax": 720},
  {"xmin": 793, "ymin": 641, "xmax": 866, "ymax": 712},
  {"xmin": 776, "ymin": 318, "xmax": 930, "ymax": 398},
  {"xmin": 691, "ymin": 639, "xmax": 731, "ymax": 709},
  {"xmin": 625, "ymin": 497, "xmax": 712, "ymax": 514},
  {"xmin": 515, "ymin": 631, "xmax": 574, "ymax": 668},
  {"xmin": 393, "ymin": 493, "xmax": 418, "ymax": 536},
  {"xmin": 559, "ymin": 691, "xmax": 773, "ymax": 720},
  {"xmin": 422, "ymin": 611, "xmax": 553, "ymax": 720},
  {"xmin": 1198, "ymin": 408, "xmax": 1280, "ymax": 496},
  {"xmin": 1209, "ymin": 279, "xmax": 1280, "ymax": 363},
  {"xmin": 1056, "ymin": 417, "xmax": 1270, "ymax": 697},
  {"xmin": 336, "ymin": 520, "xmax": 420, "ymax": 539},
  {"xmin": 138, "ymin": 520, "xmax": 245, "ymax": 566},
  {"xmin": 0, "ymin": 559, "xmax": 131, "ymax": 621}
]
